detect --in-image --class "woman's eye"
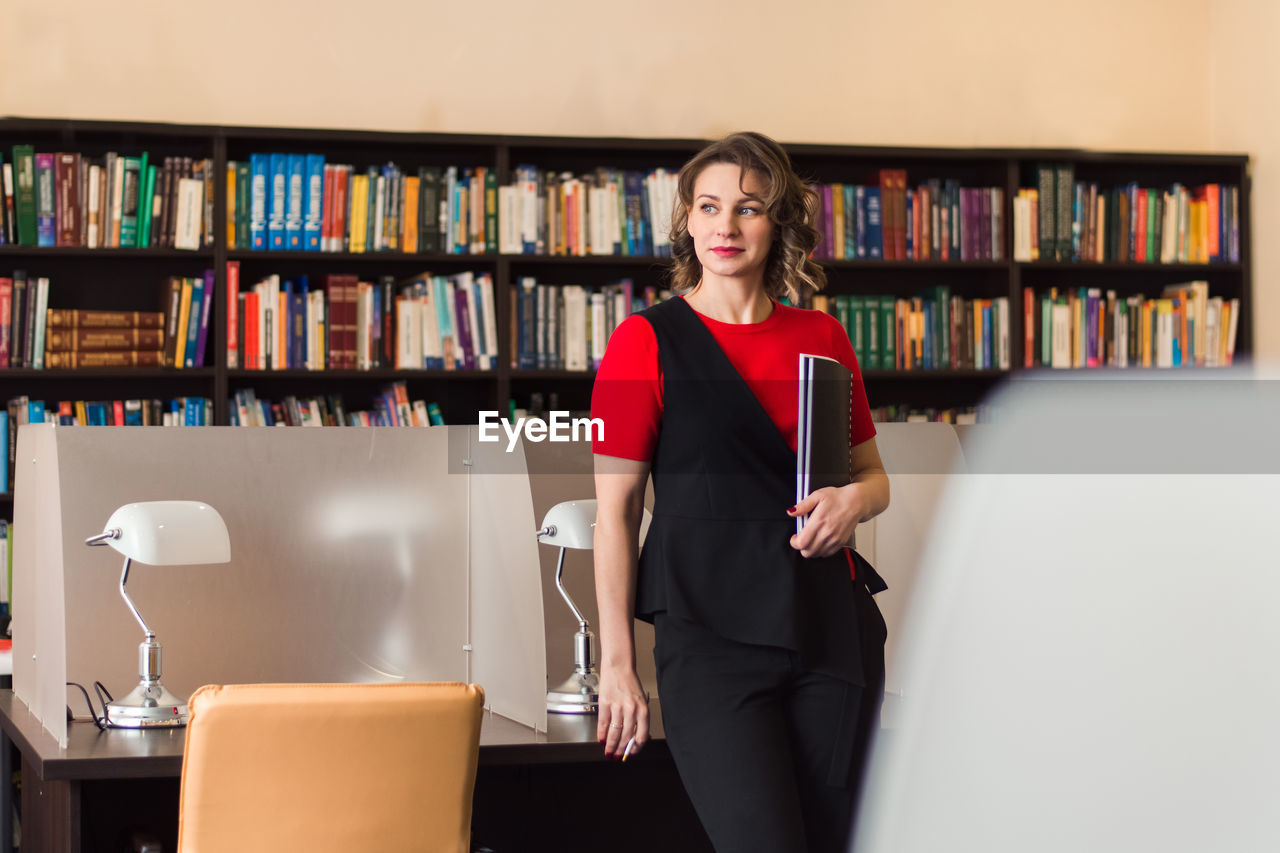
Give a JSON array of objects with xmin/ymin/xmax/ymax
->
[
  {"xmin": 739, "ymin": 207, "xmax": 760, "ymax": 216},
  {"xmin": 700, "ymin": 204, "xmax": 717, "ymax": 214}
]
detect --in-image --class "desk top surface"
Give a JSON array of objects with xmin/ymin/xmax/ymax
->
[{"xmin": 0, "ymin": 690, "xmax": 664, "ymax": 781}]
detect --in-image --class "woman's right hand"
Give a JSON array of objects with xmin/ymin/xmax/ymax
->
[{"xmin": 597, "ymin": 664, "xmax": 649, "ymax": 760}]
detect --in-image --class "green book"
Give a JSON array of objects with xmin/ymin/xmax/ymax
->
[
  {"xmin": 118, "ymin": 156, "xmax": 142, "ymax": 247},
  {"xmin": 236, "ymin": 161, "xmax": 251, "ymax": 251},
  {"xmin": 11, "ymin": 146, "xmax": 36, "ymax": 246},
  {"xmin": 833, "ymin": 295, "xmax": 850, "ymax": 346},
  {"xmin": 880, "ymin": 295, "xmax": 896, "ymax": 371},
  {"xmin": 1040, "ymin": 293, "xmax": 1052, "ymax": 366},
  {"xmin": 484, "ymin": 167, "xmax": 498, "ymax": 254},
  {"xmin": 1146, "ymin": 187, "xmax": 1158, "ymax": 263},
  {"xmin": 850, "ymin": 295, "xmax": 865, "ymax": 366},
  {"xmin": 934, "ymin": 285, "xmax": 951, "ymax": 368},
  {"xmin": 137, "ymin": 160, "xmax": 156, "ymax": 248},
  {"xmin": 864, "ymin": 293, "xmax": 880, "ymax": 371}
]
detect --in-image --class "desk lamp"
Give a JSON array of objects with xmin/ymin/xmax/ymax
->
[
  {"xmin": 536, "ymin": 499, "xmax": 650, "ymax": 714},
  {"xmin": 85, "ymin": 501, "xmax": 231, "ymax": 728}
]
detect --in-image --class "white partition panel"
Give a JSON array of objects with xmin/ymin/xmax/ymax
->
[
  {"xmin": 865, "ymin": 422, "xmax": 966, "ymax": 717},
  {"xmin": 856, "ymin": 373, "xmax": 1280, "ymax": 852},
  {"xmin": 13, "ymin": 424, "xmax": 67, "ymax": 741},
  {"xmin": 467, "ymin": 427, "xmax": 549, "ymax": 730},
  {"xmin": 15, "ymin": 424, "xmax": 549, "ymax": 745}
]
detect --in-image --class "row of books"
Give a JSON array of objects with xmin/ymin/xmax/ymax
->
[
  {"xmin": 1017, "ymin": 166, "xmax": 1240, "ymax": 264},
  {"xmin": 1022, "ymin": 282, "xmax": 1240, "ymax": 369},
  {"xmin": 810, "ymin": 176, "xmax": 1005, "ymax": 262},
  {"xmin": 6, "ymin": 395, "xmax": 213, "ymax": 429},
  {"xmin": 869, "ymin": 404, "xmax": 986, "ymax": 424},
  {"xmin": 813, "ymin": 290, "xmax": 1012, "ymax": 372},
  {"xmin": 226, "ymin": 263, "xmax": 499, "ymax": 371},
  {"xmin": 224, "ymin": 156, "xmax": 683, "ymax": 258},
  {"xmin": 0, "ymin": 147, "xmax": 214, "ymax": 250},
  {"xmin": 511, "ymin": 277, "xmax": 659, "ymax": 371},
  {"xmin": 0, "ymin": 272, "xmax": 214, "ymax": 369},
  {"xmin": 228, "ymin": 383, "xmax": 444, "ymax": 427}
]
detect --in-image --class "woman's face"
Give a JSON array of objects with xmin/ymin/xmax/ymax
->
[{"xmin": 686, "ymin": 162, "xmax": 774, "ymax": 287}]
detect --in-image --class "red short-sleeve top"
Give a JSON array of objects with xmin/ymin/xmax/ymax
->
[{"xmin": 591, "ymin": 297, "xmax": 876, "ymax": 461}]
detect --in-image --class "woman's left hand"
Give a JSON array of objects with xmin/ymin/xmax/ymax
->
[{"xmin": 787, "ymin": 483, "xmax": 869, "ymax": 558}]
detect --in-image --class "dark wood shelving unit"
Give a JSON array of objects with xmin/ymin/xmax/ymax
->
[{"xmin": 0, "ymin": 118, "xmax": 1251, "ymax": 433}]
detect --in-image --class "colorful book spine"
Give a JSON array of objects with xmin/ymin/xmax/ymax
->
[
  {"xmin": 303, "ymin": 154, "xmax": 324, "ymax": 251},
  {"xmin": 34, "ymin": 153, "xmax": 56, "ymax": 246},
  {"xmin": 267, "ymin": 152, "xmax": 287, "ymax": 250},
  {"xmin": 285, "ymin": 153, "xmax": 304, "ymax": 250}
]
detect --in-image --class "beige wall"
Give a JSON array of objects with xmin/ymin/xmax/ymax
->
[
  {"xmin": 1211, "ymin": 0, "xmax": 1279, "ymax": 361},
  {"xmin": 6, "ymin": 0, "xmax": 1269, "ymax": 350}
]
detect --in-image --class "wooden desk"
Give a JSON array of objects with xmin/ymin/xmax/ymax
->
[{"xmin": 0, "ymin": 691, "xmax": 710, "ymax": 853}]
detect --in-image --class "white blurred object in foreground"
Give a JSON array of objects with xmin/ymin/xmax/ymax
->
[{"xmin": 854, "ymin": 369, "xmax": 1280, "ymax": 852}]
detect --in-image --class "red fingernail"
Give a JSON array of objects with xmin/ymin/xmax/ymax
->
[{"xmin": 787, "ymin": 506, "xmax": 796, "ymax": 513}]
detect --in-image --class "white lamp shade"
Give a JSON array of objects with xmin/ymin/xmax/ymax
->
[
  {"xmin": 537, "ymin": 499, "xmax": 652, "ymax": 550},
  {"xmin": 100, "ymin": 501, "xmax": 231, "ymax": 565}
]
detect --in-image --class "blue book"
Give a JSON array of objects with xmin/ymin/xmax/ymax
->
[
  {"xmin": 854, "ymin": 186, "xmax": 867, "ymax": 258},
  {"xmin": 904, "ymin": 189, "xmax": 914, "ymax": 260},
  {"xmin": 865, "ymin": 188, "xmax": 883, "ymax": 260},
  {"xmin": 303, "ymin": 154, "xmax": 325, "ymax": 251},
  {"xmin": 249, "ymin": 153, "xmax": 269, "ymax": 249},
  {"xmin": 194, "ymin": 269, "xmax": 214, "ymax": 367},
  {"xmin": 365, "ymin": 167, "xmax": 379, "ymax": 253},
  {"xmin": 982, "ymin": 303, "xmax": 993, "ymax": 369},
  {"xmin": 432, "ymin": 277, "xmax": 454, "ymax": 368},
  {"xmin": 267, "ymin": 153, "xmax": 288, "ymax": 250},
  {"xmin": 289, "ymin": 290, "xmax": 306, "ymax": 369},
  {"xmin": 185, "ymin": 397, "xmax": 201, "ymax": 427},
  {"xmin": 86, "ymin": 402, "xmax": 107, "ymax": 426},
  {"xmin": 34, "ymin": 154, "xmax": 55, "ymax": 247},
  {"xmin": 297, "ymin": 274, "xmax": 311, "ymax": 368},
  {"xmin": 27, "ymin": 399, "xmax": 45, "ymax": 424},
  {"xmin": 184, "ymin": 275, "xmax": 205, "ymax": 368},
  {"xmin": 285, "ymin": 153, "xmax": 305, "ymax": 250}
]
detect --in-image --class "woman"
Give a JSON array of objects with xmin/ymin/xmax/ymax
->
[{"xmin": 591, "ymin": 131, "xmax": 890, "ymax": 853}]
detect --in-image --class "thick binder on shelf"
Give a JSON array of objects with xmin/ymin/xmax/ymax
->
[{"xmin": 796, "ymin": 353, "xmax": 852, "ymax": 534}]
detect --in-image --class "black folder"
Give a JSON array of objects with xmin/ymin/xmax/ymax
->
[{"xmin": 796, "ymin": 353, "xmax": 852, "ymax": 534}]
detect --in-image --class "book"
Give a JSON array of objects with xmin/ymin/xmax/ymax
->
[
  {"xmin": 46, "ymin": 309, "xmax": 165, "ymax": 329},
  {"xmin": 44, "ymin": 350, "xmax": 166, "ymax": 368},
  {"xmin": 795, "ymin": 353, "xmax": 851, "ymax": 535},
  {"xmin": 46, "ymin": 327, "xmax": 165, "ymax": 351}
]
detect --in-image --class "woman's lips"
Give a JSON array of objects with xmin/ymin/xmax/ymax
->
[{"xmin": 711, "ymin": 247, "xmax": 743, "ymax": 257}]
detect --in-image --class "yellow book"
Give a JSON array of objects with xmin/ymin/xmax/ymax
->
[
  {"xmin": 226, "ymin": 163, "xmax": 237, "ymax": 250},
  {"xmin": 402, "ymin": 176, "xmax": 420, "ymax": 254},
  {"xmin": 75, "ymin": 400, "xmax": 89, "ymax": 425},
  {"xmin": 349, "ymin": 174, "xmax": 369, "ymax": 253},
  {"xmin": 832, "ymin": 184, "xmax": 845, "ymax": 260},
  {"xmin": 173, "ymin": 278, "xmax": 194, "ymax": 370}
]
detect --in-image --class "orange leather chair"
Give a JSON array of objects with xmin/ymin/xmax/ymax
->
[{"xmin": 177, "ymin": 682, "xmax": 485, "ymax": 853}]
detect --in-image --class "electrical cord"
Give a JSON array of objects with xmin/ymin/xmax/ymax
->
[{"xmin": 65, "ymin": 681, "xmax": 107, "ymax": 730}]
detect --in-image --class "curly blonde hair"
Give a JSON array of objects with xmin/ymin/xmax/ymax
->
[{"xmin": 668, "ymin": 132, "xmax": 826, "ymax": 303}]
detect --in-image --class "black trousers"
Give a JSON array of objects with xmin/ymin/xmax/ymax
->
[{"xmin": 654, "ymin": 611, "xmax": 885, "ymax": 853}]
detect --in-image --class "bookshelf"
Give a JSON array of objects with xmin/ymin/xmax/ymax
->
[{"xmin": 0, "ymin": 118, "xmax": 1253, "ymax": 511}]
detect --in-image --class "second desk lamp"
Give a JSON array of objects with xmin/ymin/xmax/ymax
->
[{"xmin": 536, "ymin": 499, "xmax": 650, "ymax": 714}]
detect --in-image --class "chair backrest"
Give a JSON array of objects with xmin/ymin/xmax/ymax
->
[{"xmin": 178, "ymin": 681, "xmax": 485, "ymax": 853}]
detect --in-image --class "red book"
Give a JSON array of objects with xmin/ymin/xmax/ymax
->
[
  {"xmin": 0, "ymin": 277, "xmax": 11, "ymax": 368},
  {"xmin": 1024, "ymin": 286, "xmax": 1034, "ymax": 368},
  {"xmin": 333, "ymin": 167, "xmax": 349, "ymax": 252},
  {"xmin": 320, "ymin": 164, "xmax": 336, "ymax": 251},
  {"xmin": 244, "ymin": 290, "xmax": 260, "ymax": 370},
  {"xmin": 226, "ymin": 261, "xmax": 240, "ymax": 369},
  {"xmin": 55, "ymin": 153, "xmax": 80, "ymax": 247}
]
